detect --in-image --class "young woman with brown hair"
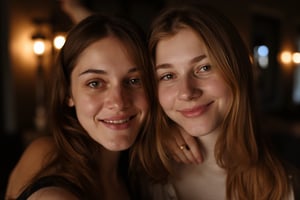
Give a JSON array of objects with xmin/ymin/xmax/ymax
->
[{"xmin": 6, "ymin": 13, "xmax": 156, "ymax": 200}]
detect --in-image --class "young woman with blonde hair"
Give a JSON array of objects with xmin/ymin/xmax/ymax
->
[{"xmin": 135, "ymin": 3, "xmax": 300, "ymax": 200}]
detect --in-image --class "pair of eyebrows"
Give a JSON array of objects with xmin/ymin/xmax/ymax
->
[{"xmin": 78, "ymin": 67, "xmax": 139, "ymax": 77}]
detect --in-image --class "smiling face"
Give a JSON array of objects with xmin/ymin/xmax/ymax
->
[
  {"xmin": 68, "ymin": 36, "xmax": 148, "ymax": 151},
  {"xmin": 155, "ymin": 27, "xmax": 232, "ymax": 137}
]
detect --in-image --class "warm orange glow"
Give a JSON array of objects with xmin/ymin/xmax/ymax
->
[
  {"xmin": 292, "ymin": 52, "xmax": 300, "ymax": 64},
  {"xmin": 33, "ymin": 39, "xmax": 45, "ymax": 55},
  {"xmin": 11, "ymin": 20, "xmax": 37, "ymax": 72},
  {"xmin": 53, "ymin": 34, "xmax": 66, "ymax": 50},
  {"xmin": 280, "ymin": 51, "xmax": 292, "ymax": 64}
]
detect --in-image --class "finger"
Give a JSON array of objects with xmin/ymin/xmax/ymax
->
[
  {"xmin": 182, "ymin": 133, "xmax": 202, "ymax": 164},
  {"xmin": 173, "ymin": 131, "xmax": 198, "ymax": 164},
  {"xmin": 173, "ymin": 135, "xmax": 194, "ymax": 164},
  {"xmin": 165, "ymin": 139, "xmax": 191, "ymax": 164},
  {"xmin": 176, "ymin": 147, "xmax": 192, "ymax": 164},
  {"xmin": 178, "ymin": 142, "xmax": 198, "ymax": 164},
  {"xmin": 171, "ymin": 153, "xmax": 181, "ymax": 163},
  {"xmin": 163, "ymin": 137, "xmax": 182, "ymax": 162}
]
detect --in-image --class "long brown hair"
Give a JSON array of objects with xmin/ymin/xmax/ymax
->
[
  {"xmin": 143, "ymin": 4, "xmax": 291, "ymax": 200},
  {"xmin": 30, "ymin": 13, "xmax": 155, "ymax": 199}
]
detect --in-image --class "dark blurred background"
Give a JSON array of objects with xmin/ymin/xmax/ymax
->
[{"xmin": 1, "ymin": 0, "xmax": 300, "ymax": 198}]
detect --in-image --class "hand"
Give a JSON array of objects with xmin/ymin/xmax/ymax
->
[
  {"xmin": 59, "ymin": 0, "xmax": 93, "ymax": 23},
  {"xmin": 165, "ymin": 128, "xmax": 202, "ymax": 164}
]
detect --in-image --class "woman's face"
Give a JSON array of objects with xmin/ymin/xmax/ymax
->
[
  {"xmin": 68, "ymin": 37, "xmax": 148, "ymax": 151},
  {"xmin": 155, "ymin": 27, "xmax": 232, "ymax": 137}
]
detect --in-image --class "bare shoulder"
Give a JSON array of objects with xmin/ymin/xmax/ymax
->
[
  {"xmin": 27, "ymin": 187, "xmax": 79, "ymax": 200},
  {"xmin": 5, "ymin": 136, "xmax": 56, "ymax": 199},
  {"xmin": 19, "ymin": 136, "xmax": 56, "ymax": 160}
]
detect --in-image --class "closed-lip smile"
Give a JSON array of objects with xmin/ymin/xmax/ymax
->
[{"xmin": 178, "ymin": 101, "xmax": 213, "ymax": 118}]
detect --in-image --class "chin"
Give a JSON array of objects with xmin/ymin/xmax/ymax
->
[
  {"xmin": 182, "ymin": 125, "xmax": 213, "ymax": 137},
  {"xmin": 105, "ymin": 141, "xmax": 133, "ymax": 152}
]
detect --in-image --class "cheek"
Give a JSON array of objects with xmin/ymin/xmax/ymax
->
[
  {"xmin": 212, "ymin": 82, "xmax": 232, "ymax": 113},
  {"xmin": 214, "ymin": 85, "xmax": 230, "ymax": 98},
  {"xmin": 207, "ymin": 77, "xmax": 230, "ymax": 97},
  {"xmin": 75, "ymin": 95, "xmax": 103, "ymax": 117},
  {"xmin": 222, "ymin": 88, "xmax": 233, "ymax": 113},
  {"xmin": 217, "ymin": 80, "xmax": 232, "ymax": 101},
  {"xmin": 158, "ymin": 86, "xmax": 174, "ymax": 111},
  {"xmin": 123, "ymin": 90, "xmax": 149, "ymax": 122},
  {"xmin": 136, "ymin": 93, "xmax": 149, "ymax": 112}
]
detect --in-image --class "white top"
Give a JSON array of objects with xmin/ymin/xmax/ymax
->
[
  {"xmin": 147, "ymin": 129, "xmax": 295, "ymax": 199},
  {"xmin": 149, "ymin": 178, "xmax": 294, "ymax": 200}
]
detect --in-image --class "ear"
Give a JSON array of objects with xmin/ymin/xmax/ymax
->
[{"xmin": 67, "ymin": 96, "xmax": 75, "ymax": 107}]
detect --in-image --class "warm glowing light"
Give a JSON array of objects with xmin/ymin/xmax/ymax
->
[
  {"xmin": 292, "ymin": 52, "xmax": 300, "ymax": 64},
  {"xmin": 33, "ymin": 39, "xmax": 45, "ymax": 55},
  {"xmin": 53, "ymin": 35, "xmax": 66, "ymax": 50},
  {"xmin": 280, "ymin": 51, "xmax": 292, "ymax": 64}
]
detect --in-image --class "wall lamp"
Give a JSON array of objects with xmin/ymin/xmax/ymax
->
[
  {"xmin": 30, "ymin": 16, "xmax": 67, "ymax": 132},
  {"xmin": 32, "ymin": 33, "xmax": 46, "ymax": 56},
  {"xmin": 31, "ymin": 31, "xmax": 47, "ymax": 133}
]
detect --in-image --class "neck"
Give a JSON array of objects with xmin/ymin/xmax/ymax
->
[
  {"xmin": 194, "ymin": 127, "xmax": 221, "ymax": 167},
  {"xmin": 199, "ymin": 134, "xmax": 217, "ymax": 160},
  {"xmin": 97, "ymin": 148, "xmax": 122, "ymax": 180},
  {"xmin": 95, "ymin": 148, "xmax": 130, "ymax": 200}
]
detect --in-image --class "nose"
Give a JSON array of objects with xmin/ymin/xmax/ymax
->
[
  {"xmin": 177, "ymin": 76, "xmax": 202, "ymax": 101},
  {"xmin": 106, "ymin": 85, "xmax": 130, "ymax": 110}
]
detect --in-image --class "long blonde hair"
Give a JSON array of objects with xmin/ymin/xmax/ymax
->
[{"xmin": 142, "ymin": 4, "xmax": 291, "ymax": 200}]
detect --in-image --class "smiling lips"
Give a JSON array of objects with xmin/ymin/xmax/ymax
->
[
  {"xmin": 101, "ymin": 115, "xmax": 136, "ymax": 130},
  {"xmin": 178, "ymin": 101, "xmax": 213, "ymax": 118},
  {"xmin": 103, "ymin": 118, "xmax": 130, "ymax": 124}
]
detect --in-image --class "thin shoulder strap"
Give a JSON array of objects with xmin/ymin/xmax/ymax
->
[
  {"xmin": 286, "ymin": 163, "xmax": 300, "ymax": 200},
  {"xmin": 16, "ymin": 175, "xmax": 82, "ymax": 200},
  {"xmin": 292, "ymin": 170, "xmax": 300, "ymax": 200}
]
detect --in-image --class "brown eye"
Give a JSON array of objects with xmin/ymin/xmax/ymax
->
[
  {"xmin": 88, "ymin": 80, "xmax": 103, "ymax": 88},
  {"xmin": 126, "ymin": 78, "xmax": 142, "ymax": 88},
  {"xmin": 160, "ymin": 73, "xmax": 174, "ymax": 81},
  {"xmin": 201, "ymin": 65, "xmax": 211, "ymax": 71},
  {"xmin": 194, "ymin": 65, "xmax": 211, "ymax": 77}
]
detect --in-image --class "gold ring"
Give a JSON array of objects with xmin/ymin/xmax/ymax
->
[{"xmin": 179, "ymin": 144, "xmax": 188, "ymax": 150}]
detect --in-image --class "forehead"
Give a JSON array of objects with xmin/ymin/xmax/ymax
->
[
  {"xmin": 72, "ymin": 37, "xmax": 136, "ymax": 73},
  {"xmin": 155, "ymin": 27, "xmax": 208, "ymax": 65},
  {"xmin": 81, "ymin": 36, "xmax": 127, "ymax": 56}
]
